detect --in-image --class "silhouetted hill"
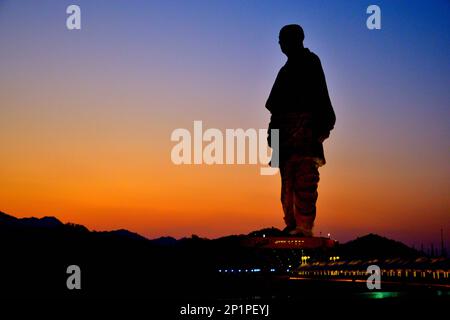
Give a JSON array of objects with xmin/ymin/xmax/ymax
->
[
  {"xmin": 0, "ymin": 211, "xmax": 87, "ymax": 231},
  {"xmin": 151, "ymin": 236, "xmax": 178, "ymax": 246},
  {"xmin": 338, "ymin": 233, "xmax": 420, "ymax": 259},
  {"xmin": 248, "ymin": 227, "xmax": 285, "ymax": 237},
  {"xmin": 104, "ymin": 229, "xmax": 149, "ymax": 242},
  {"xmin": 0, "ymin": 211, "xmax": 62, "ymax": 228}
]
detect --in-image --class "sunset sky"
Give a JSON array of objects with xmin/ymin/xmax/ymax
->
[{"xmin": 1, "ymin": 0, "xmax": 449, "ymax": 247}]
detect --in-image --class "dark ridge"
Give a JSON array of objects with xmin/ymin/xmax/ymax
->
[
  {"xmin": 0, "ymin": 212, "xmax": 63, "ymax": 229},
  {"xmin": 338, "ymin": 233, "xmax": 420, "ymax": 258},
  {"xmin": 103, "ymin": 229, "xmax": 149, "ymax": 241},
  {"xmin": 150, "ymin": 236, "xmax": 178, "ymax": 246},
  {"xmin": 247, "ymin": 227, "xmax": 284, "ymax": 237}
]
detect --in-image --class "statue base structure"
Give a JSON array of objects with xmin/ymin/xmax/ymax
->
[{"xmin": 241, "ymin": 236, "xmax": 336, "ymax": 249}]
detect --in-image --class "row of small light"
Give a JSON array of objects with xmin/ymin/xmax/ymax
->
[
  {"xmin": 218, "ymin": 268, "xmax": 261, "ymax": 273},
  {"xmin": 218, "ymin": 267, "xmax": 292, "ymax": 273}
]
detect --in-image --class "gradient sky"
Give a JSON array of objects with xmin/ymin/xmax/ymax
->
[{"xmin": 0, "ymin": 0, "xmax": 449, "ymax": 248}]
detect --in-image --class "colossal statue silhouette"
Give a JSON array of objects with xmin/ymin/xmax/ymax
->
[{"xmin": 266, "ymin": 24, "xmax": 336, "ymax": 237}]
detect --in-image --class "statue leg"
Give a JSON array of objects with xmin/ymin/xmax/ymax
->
[
  {"xmin": 280, "ymin": 162, "xmax": 296, "ymax": 230},
  {"xmin": 292, "ymin": 157, "xmax": 320, "ymax": 237}
]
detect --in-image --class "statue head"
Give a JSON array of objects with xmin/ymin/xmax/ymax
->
[{"xmin": 279, "ymin": 24, "xmax": 304, "ymax": 57}]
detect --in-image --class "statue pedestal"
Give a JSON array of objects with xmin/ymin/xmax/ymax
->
[{"xmin": 241, "ymin": 236, "xmax": 336, "ymax": 249}]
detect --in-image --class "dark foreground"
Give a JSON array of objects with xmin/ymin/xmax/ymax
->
[{"xmin": 1, "ymin": 211, "xmax": 448, "ymax": 317}]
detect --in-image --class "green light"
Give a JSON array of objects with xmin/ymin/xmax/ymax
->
[{"xmin": 362, "ymin": 292, "xmax": 401, "ymax": 299}]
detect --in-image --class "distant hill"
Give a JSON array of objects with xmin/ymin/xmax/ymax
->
[
  {"xmin": 100, "ymin": 229, "xmax": 149, "ymax": 242},
  {"xmin": 0, "ymin": 211, "xmax": 151, "ymax": 241},
  {"xmin": 337, "ymin": 233, "xmax": 420, "ymax": 259},
  {"xmin": 151, "ymin": 236, "xmax": 178, "ymax": 246},
  {"xmin": 247, "ymin": 227, "xmax": 285, "ymax": 237},
  {"xmin": 0, "ymin": 211, "xmax": 63, "ymax": 228},
  {"xmin": 0, "ymin": 211, "xmax": 84, "ymax": 231}
]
